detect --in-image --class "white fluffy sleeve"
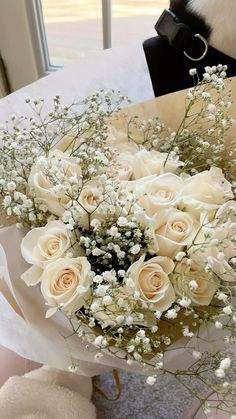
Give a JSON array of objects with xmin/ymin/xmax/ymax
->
[{"xmin": 0, "ymin": 366, "xmax": 96, "ymax": 419}]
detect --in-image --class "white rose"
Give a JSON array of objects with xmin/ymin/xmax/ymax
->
[
  {"xmin": 147, "ymin": 209, "xmax": 198, "ymax": 258},
  {"xmin": 171, "ymin": 261, "xmax": 217, "ymax": 306},
  {"xmin": 40, "ymin": 257, "xmax": 92, "ymax": 316},
  {"xmin": 132, "ymin": 149, "xmax": 182, "ymax": 179},
  {"xmin": 181, "ymin": 167, "xmax": 233, "ymax": 218},
  {"xmin": 136, "ymin": 173, "xmax": 183, "ymax": 217},
  {"xmin": 109, "ymin": 161, "xmax": 133, "ymax": 181},
  {"xmin": 128, "ymin": 255, "xmax": 175, "ymax": 312},
  {"xmin": 28, "ymin": 152, "xmax": 81, "ymax": 216},
  {"xmin": 79, "ymin": 181, "xmax": 103, "ymax": 213},
  {"xmin": 72, "ymin": 180, "xmax": 111, "ymax": 230},
  {"xmin": 109, "ymin": 141, "xmax": 139, "ymax": 181},
  {"xmin": 21, "ymin": 221, "xmax": 71, "ymax": 268}
]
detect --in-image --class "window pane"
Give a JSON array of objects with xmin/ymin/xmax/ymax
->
[
  {"xmin": 41, "ymin": 0, "xmax": 103, "ymax": 66},
  {"xmin": 41, "ymin": 1, "xmax": 168, "ymax": 67},
  {"xmin": 112, "ymin": 1, "xmax": 168, "ymax": 47}
]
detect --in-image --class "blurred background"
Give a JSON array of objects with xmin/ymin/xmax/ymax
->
[
  {"xmin": 0, "ymin": 0, "xmax": 168, "ymax": 93},
  {"xmin": 42, "ymin": 0, "xmax": 167, "ymax": 66}
]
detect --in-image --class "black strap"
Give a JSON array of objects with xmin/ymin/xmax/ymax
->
[
  {"xmin": 155, "ymin": 9, "xmax": 194, "ymax": 51},
  {"xmin": 155, "ymin": 9, "xmax": 210, "ymax": 61}
]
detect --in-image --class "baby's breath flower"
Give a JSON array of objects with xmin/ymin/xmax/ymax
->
[
  {"xmin": 189, "ymin": 68, "xmax": 197, "ymax": 76},
  {"xmin": 220, "ymin": 358, "xmax": 231, "ymax": 370},
  {"xmin": 182, "ymin": 326, "xmax": 194, "ymax": 338},
  {"xmin": 179, "ymin": 297, "xmax": 191, "ymax": 308},
  {"xmin": 155, "ymin": 311, "xmax": 162, "ymax": 320},
  {"xmin": 94, "ymin": 336, "xmax": 107, "ymax": 348},
  {"xmin": 127, "ymin": 344, "xmax": 135, "ymax": 353},
  {"xmin": 130, "ymin": 244, "xmax": 141, "ymax": 255},
  {"xmin": 7, "ymin": 181, "xmax": 16, "ymax": 191},
  {"xmin": 165, "ymin": 309, "xmax": 178, "ymax": 319},
  {"xmin": 133, "ymin": 352, "xmax": 142, "ymax": 361},
  {"xmin": 126, "ymin": 316, "xmax": 134, "ymax": 326},
  {"xmin": 95, "ymin": 285, "xmax": 109, "ymax": 297},
  {"xmin": 68, "ymin": 364, "xmax": 79, "ymax": 373},
  {"xmin": 102, "ymin": 295, "xmax": 112, "ymax": 305},
  {"xmin": 215, "ymin": 368, "xmax": 225, "ymax": 379},
  {"xmin": 207, "ymin": 103, "xmax": 217, "ymax": 113},
  {"xmin": 146, "ymin": 376, "xmax": 157, "ymax": 385},
  {"xmin": 151, "ymin": 326, "xmax": 158, "ymax": 333},
  {"xmin": 189, "ymin": 280, "xmax": 198, "ymax": 290},
  {"xmin": 223, "ymin": 306, "xmax": 232, "ymax": 315},
  {"xmin": 90, "ymin": 302, "xmax": 100, "ymax": 312},
  {"xmin": 94, "ymin": 352, "xmax": 103, "ymax": 361},
  {"xmin": 192, "ymin": 351, "xmax": 202, "ymax": 360},
  {"xmin": 175, "ymin": 252, "xmax": 186, "ymax": 261},
  {"xmin": 116, "ymin": 315, "xmax": 125, "ymax": 324},
  {"xmin": 217, "ymin": 292, "xmax": 228, "ymax": 303}
]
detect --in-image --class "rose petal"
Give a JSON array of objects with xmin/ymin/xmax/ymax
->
[{"xmin": 21, "ymin": 265, "xmax": 43, "ymax": 286}]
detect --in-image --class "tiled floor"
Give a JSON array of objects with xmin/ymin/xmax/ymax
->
[{"xmin": 92, "ymin": 368, "xmax": 205, "ymax": 419}]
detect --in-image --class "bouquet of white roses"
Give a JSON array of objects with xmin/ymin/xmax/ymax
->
[{"xmin": 0, "ymin": 66, "xmax": 235, "ymax": 415}]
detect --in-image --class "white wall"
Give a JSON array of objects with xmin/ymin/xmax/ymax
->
[{"xmin": 0, "ymin": 0, "xmax": 44, "ymax": 92}]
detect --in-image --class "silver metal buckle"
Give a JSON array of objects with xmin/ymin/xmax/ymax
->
[{"xmin": 184, "ymin": 34, "xmax": 208, "ymax": 61}]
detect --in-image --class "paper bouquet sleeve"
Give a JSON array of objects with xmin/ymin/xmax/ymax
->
[{"xmin": 0, "ymin": 78, "xmax": 235, "ymax": 376}]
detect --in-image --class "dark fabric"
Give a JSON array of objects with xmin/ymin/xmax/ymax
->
[
  {"xmin": 169, "ymin": 0, "xmax": 211, "ymax": 39},
  {"xmin": 143, "ymin": 36, "xmax": 236, "ymax": 97}
]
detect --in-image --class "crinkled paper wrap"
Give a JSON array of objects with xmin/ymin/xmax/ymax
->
[{"xmin": 0, "ymin": 78, "xmax": 235, "ymax": 376}]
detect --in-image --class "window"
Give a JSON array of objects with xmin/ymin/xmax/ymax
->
[
  {"xmin": 0, "ymin": 0, "xmax": 167, "ymax": 91},
  {"xmin": 41, "ymin": 0, "xmax": 167, "ymax": 66}
]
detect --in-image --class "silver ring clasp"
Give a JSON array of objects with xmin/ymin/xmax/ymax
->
[{"xmin": 184, "ymin": 34, "xmax": 208, "ymax": 62}]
